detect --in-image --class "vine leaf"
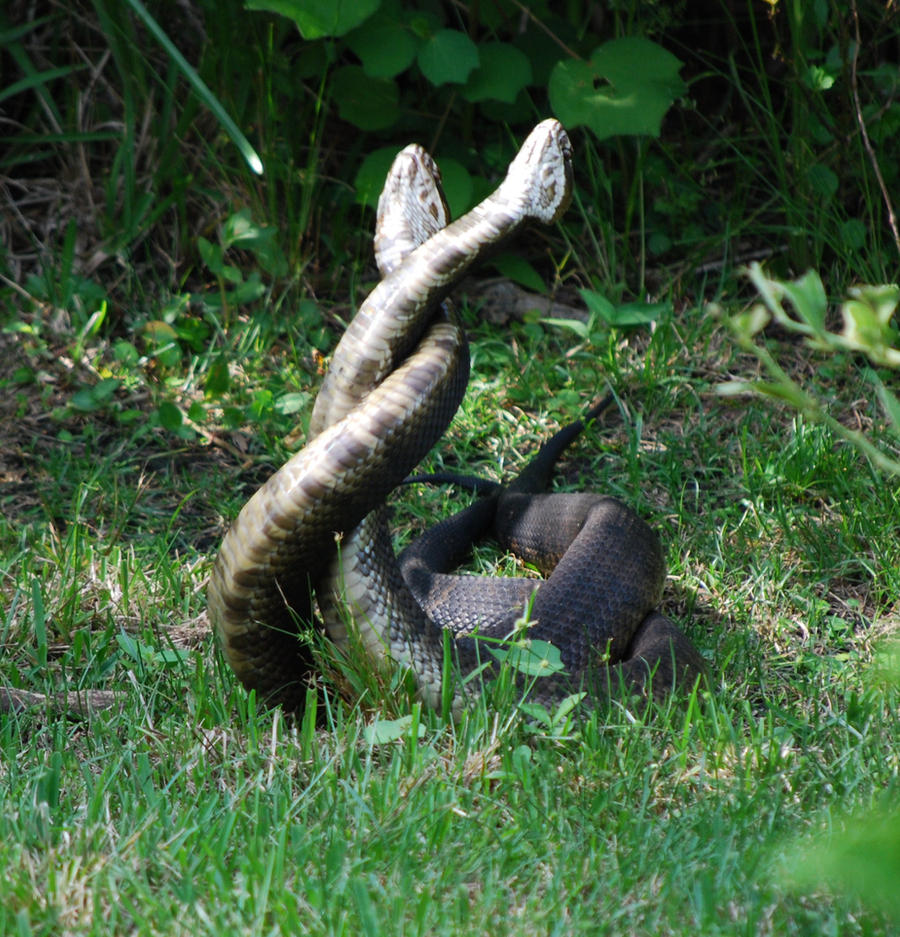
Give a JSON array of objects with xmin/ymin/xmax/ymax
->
[
  {"xmin": 462, "ymin": 42, "xmax": 532, "ymax": 103},
  {"xmin": 550, "ymin": 37, "xmax": 685, "ymax": 140},
  {"xmin": 346, "ymin": 13, "xmax": 419, "ymax": 78},
  {"xmin": 331, "ymin": 66, "xmax": 399, "ymax": 131},
  {"xmin": 247, "ymin": 0, "xmax": 379, "ymax": 39},
  {"xmin": 354, "ymin": 147, "xmax": 404, "ymax": 208},
  {"xmin": 417, "ymin": 29, "xmax": 479, "ymax": 85},
  {"xmin": 434, "ymin": 158, "xmax": 473, "ymax": 219},
  {"xmin": 354, "ymin": 150, "xmax": 473, "ymax": 219}
]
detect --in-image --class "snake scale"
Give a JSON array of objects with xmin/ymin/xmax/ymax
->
[{"xmin": 208, "ymin": 120, "xmax": 706, "ymax": 716}]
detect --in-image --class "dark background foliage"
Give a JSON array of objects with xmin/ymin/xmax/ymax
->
[{"xmin": 3, "ymin": 0, "xmax": 898, "ymax": 325}]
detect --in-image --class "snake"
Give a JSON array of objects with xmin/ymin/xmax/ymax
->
[{"xmin": 207, "ymin": 120, "xmax": 706, "ymax": 716}]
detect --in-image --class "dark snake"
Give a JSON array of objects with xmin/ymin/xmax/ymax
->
[{"xmin": 207, "ymin": 120, "xmax": 706, "ymax": 716}]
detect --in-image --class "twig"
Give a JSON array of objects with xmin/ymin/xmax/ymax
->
[
  {"xmin": 850, "ymin": 0, "xmax": 900, "ymax": 259},
  {"xmin": 509, "ymin": 0, "xmax": 583, "ymax": 61},
  {"xmin": 0, "ymin": 271, "xmax": 41, "ymax": 303},
  {"xmin": 1, "ymin": 686, "xmax": 122, "ymax": 717}
]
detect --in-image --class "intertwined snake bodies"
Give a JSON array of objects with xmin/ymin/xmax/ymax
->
[{"xmin": 208, "ymin": 120, "xmax": 705, "ymax": 715}]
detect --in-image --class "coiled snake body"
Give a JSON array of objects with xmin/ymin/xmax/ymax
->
[{"xmin": 208, "ymin": 121, "xmax": 705, "ymax": 715}]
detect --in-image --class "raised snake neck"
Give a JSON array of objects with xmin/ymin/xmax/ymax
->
[
  {"xmin": 209, "ymin": 121, "xmax": 707, "ymax": 715},
  {"xmin": 307, "ymin": 121, "xmax": 573, "ymax": 439},
  {"xmin": 208, "ymin": 120, "xmax": 576, "ymax": 711}
]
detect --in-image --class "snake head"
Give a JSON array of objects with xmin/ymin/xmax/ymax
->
[
  {"xmin": 501, "ymin": 118, "xmax": 574, "ymax": 225},
  {"xmin": 375, "ymin": 144, "xmax": 450, "ymax": 278}
]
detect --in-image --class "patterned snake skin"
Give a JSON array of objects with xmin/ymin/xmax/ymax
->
[{"xmin": 207, "ymin": 121, "xmax": 706, "ymax": 716}]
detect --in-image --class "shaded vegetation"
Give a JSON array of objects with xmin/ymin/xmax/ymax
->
[{"xmin": 1, "ymin": 1, "xmax": 898, "ymax": 934}]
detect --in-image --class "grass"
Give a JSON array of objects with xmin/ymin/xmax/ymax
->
[
  {"xmin": 2, "ymin": 301, "xmax": 898, "ymax": 935},
  {"xmin": 2, "ymin": 1, "xmax": 900, "ymax": 934},
  {"xmin": 5, "ymin": 685, "xmax": 894, "ymax": 936}
]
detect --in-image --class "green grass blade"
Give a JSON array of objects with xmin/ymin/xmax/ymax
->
[
  {"xmin": 0, "ymin": 65, "xmax": 85, "ymax": 106},
  {"xmin": 122, "ymin": 0, "xmax": 263, "ymax": 175}
]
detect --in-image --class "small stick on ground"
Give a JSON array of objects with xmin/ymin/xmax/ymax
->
[{"xmin": 1, "ymin": 686, "xmax": 122, "ymax": 717}]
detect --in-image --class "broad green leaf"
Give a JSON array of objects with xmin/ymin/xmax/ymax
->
[
  {"xmin": 174, "ymin": 317, "xmax": 211, "ymax": 352},
  {"xmin": 580, "ymin": 289, "xmax": 669, "ymax": 327},
  {"xmin": 435, "ymin": 158, "xmax": 472, "ymax": 219},
  {"xmin": 849, "ymin": 284, "xmax": 900, "ymax": 325},
  {"xmin": 729, "ymin": 304, "xmax": 771, "ymax": 338},
  {"xmin": 197, "ymin": 236, "xmax": 224, "ymax": 276},
  {"xmin": 157, "ymin": 401, "xmax": 183, "ymax": 432},
  {"xmin": 417, "ymin": 29, "xmax": 479, "ymax": 86},
  {"xmin": 839, "ymin": 218, "xmax": 867, "ymax": 251},
  {"xmin": 354, "ymin": 146, "xmax": 403, "ymax": 208},
  {"xmin": 192, "ymin": 274, "xmax": 266, "ymax": 311},
  {"xmin": 92, "ymin": 378, "xmax": 120, "ymax": 404},
  {"xmin": 142, "ymin": 319, "xmax": 180, "ymax": 368},
  {"xmin": 611, "ymin": 301, "xmax": 670, "ymax": 326},
  {"xmin": 490, "ymin": 253, "xmax": 547, "ymax": 293},
  {"xmin": 223, "ymin": 406, "xmax": 244, "ymax": 428},
  {"xmin": 205, "ymin": 356, "xmax": 230, "ymax": 397},
  {"xmin": 550, "ymin": 691, "xmax": 587, "ymax": 725},
  {"xmin": 873, "ymin": 375, "xmax": 900, "ymax": 435},
  {"xmin": 142, "ymin": 320, "xmax": 179, "ymax": 346},
  {"xmin": 578, "ymin": 289, "xmax": 616, "ymax": 322},
  {"xmin": 541, "ymin": 317, "xmax": 589, "ymax": 340},
  {"xmin": 274, "ymin": 391, "xmax": 311, "ymax": 415},
  {"xmin": 220, "ymin": 263, "xmax": 244, "ymax": 285},
  {"xmin": 222, "ymin": 210, "xmax": 287, "ymax": 276},
  {"xmin": 841, "ymin": 286, "xmax": 900, "ymax": 356},
  {"xmin": 222, "ymin": 208, "xmax": 267, "ymax": 246},
  {"xmin": 113, "ymin": 340, "xmax": 139, "ymax": 366},
  {"xmin": 715, "ymin": 380, "xmax": 756, "ymax": 397},
  {"xmin": 251, "ymin": 238, "xmax": 288, "ymax": 277},
  {"xmin": 462, "ymin": 41, "xmax": 531, "ymax": 103},
  {"xmin": 516, "ymin": 702, "xmax": 553, "ymax": 728},
  {"xmin": 156, "ymin": 647, "xmax": 190, "ymax": 666},
  {"xmin": 297, "ymin": 298, "xmax": 324, "ymax": 329},
  {"xmin": 248, "ymin": 390, "xmax": 273, "ymax": 420},
  {"xmin": 226, "ymin": 272, "xmax": 266, "ymax": 304},
  {"xmin": 346, "ymin": 13, "xmax": 419, "ymax": 78},
  {"xmin": 781, "ymin": 269, "xmax": 828, "ymax": 334},
  {"xmin": 805, "ymin": 64, "xmax": 836, "ymax": 91},
  {"xmin": 549, "ymin": 37, "xmax": 685, "ymax": 140},
  {"xmin": 187, "ymin": 401, "xmax": 206, "ymax": 423},
  {"xmin": 512, "ymin": 745, "xmax": 533, "ymax": 773},
  {"xmin": 70, "ymin": 388, "xmax": 102, "ymax": 412},
  {"xmin": 116, "ymin": 631, "xmax": 141, "ymax": 663},
  {"xmin": 489, "ymin": 639, "xmax": 566, "ymax": 677},
  {"xmin": 246, "ymin": 0, "xmax": 379, "ymax": 39},
  {"xmin": 355, "ymin": 150, "xmax": 471, "ymax": 217},
  {"xmin": 648, "ymin": 231, "xmax": 672, "ymax": 255},
  {"xmin": 331, "ymin": 65, "xmax": 398, "ymax": 130},
  {"xmin": 807, "ymin": 163, "xmax": 838, "ymax": 199},
  {"xmin": 784, "ymin": 808, "xmax": 900, "ymax": 922},
  {"xmin": 363, "ymin": 715, "xmax": 425, "ymax": 744},
  {"xmin": 159, "ymin": 294, "xmax": 190, "ymax": 325}
]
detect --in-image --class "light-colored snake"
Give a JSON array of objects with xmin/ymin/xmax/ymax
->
[{"xmin": 208, "ymin": 120, "xmax": 705, "ymax": 716}]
